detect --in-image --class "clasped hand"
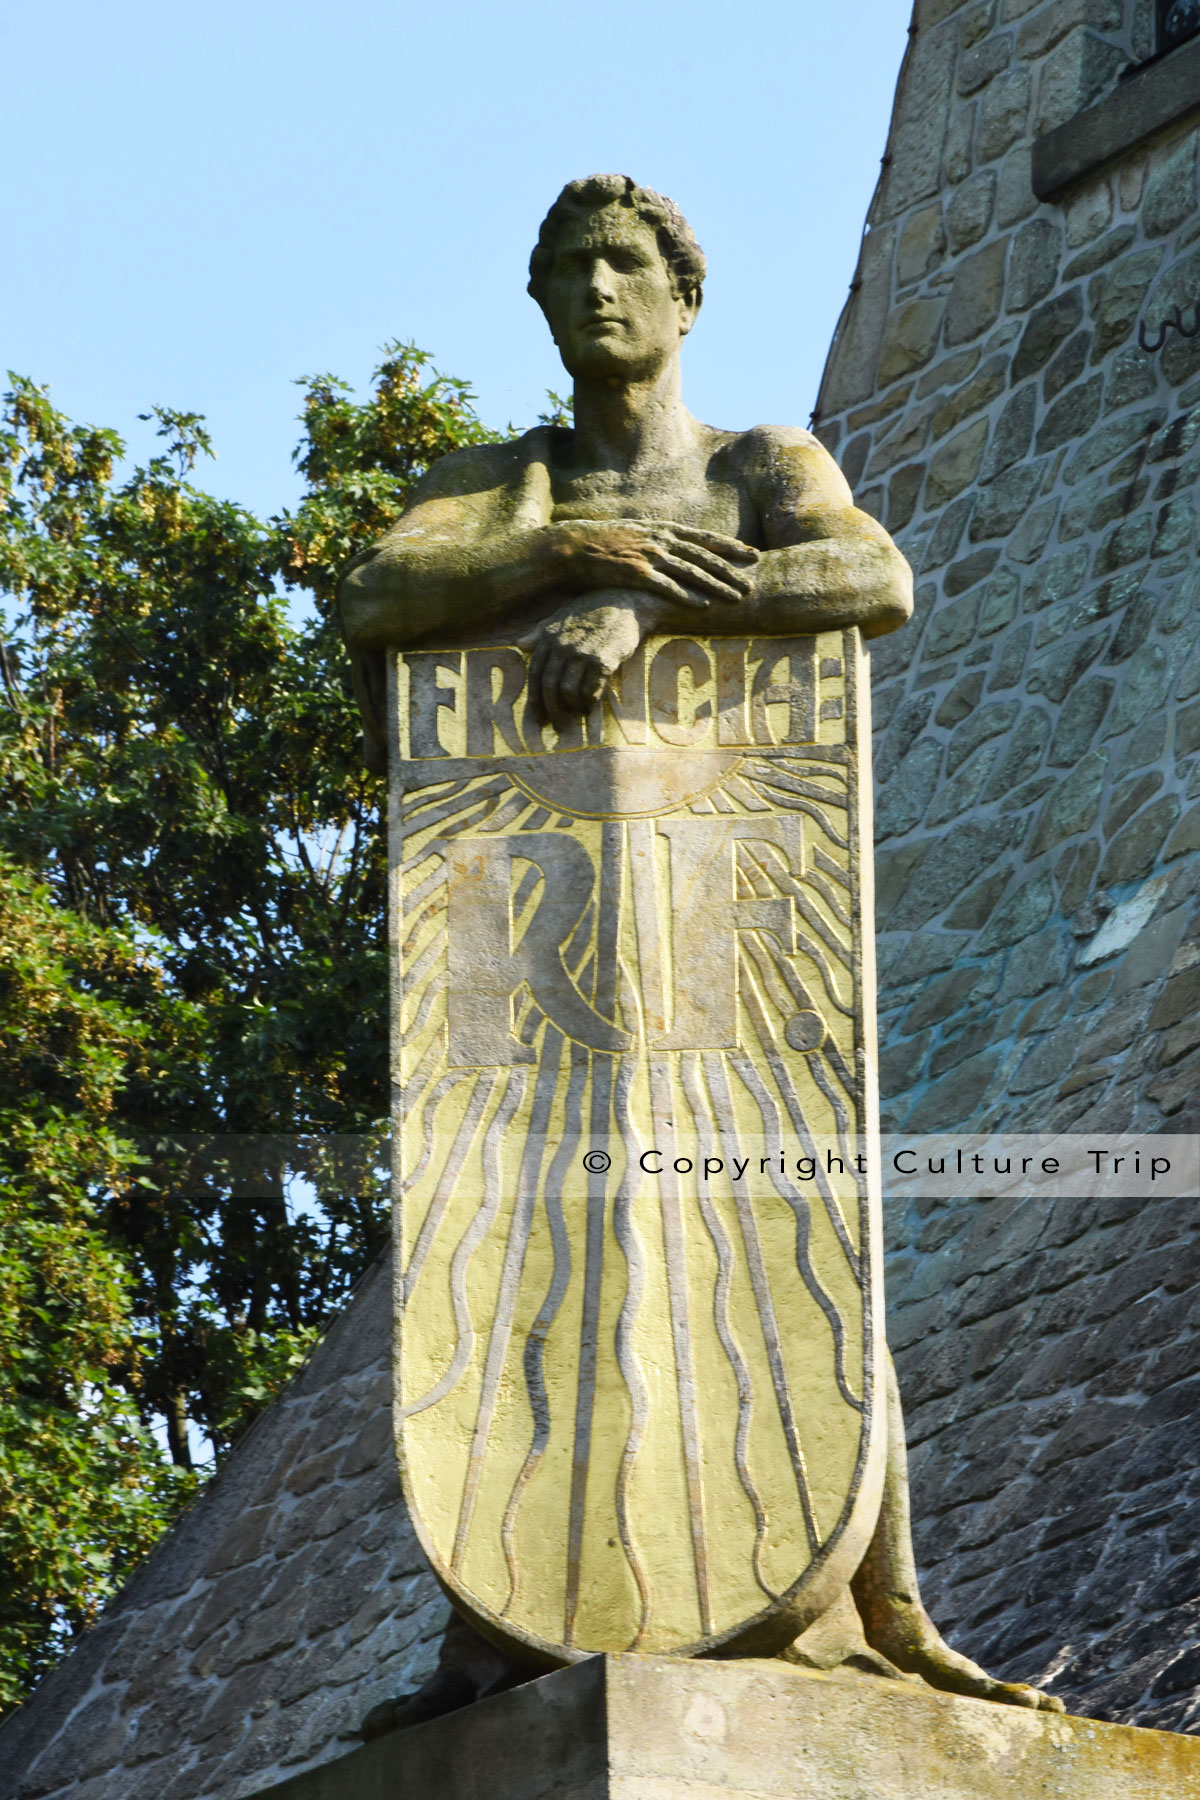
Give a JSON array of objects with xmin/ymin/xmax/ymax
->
[{"xmin": 523, "ymin": 518, "xmax": 759, "ymax": 730}]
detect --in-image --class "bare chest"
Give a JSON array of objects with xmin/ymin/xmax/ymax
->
[{"xmin": 548, "ymin": 461, "xmax": 754, "ymax": 541}]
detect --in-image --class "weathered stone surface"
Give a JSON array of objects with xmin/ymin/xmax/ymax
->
[
  {"xmin": 1032, "ymin": 34, "xmax": 1200, "ymax": 200},
  {"xmin": 1012, "ymin": 286, "xmax": 1083, "ymax": 381},
  {"xmin": 978, "ymin": 67, "xmax": 1031, "ymax": 160},
  {"xmin": 1008, "ymin": 217, "xmax": 1063, "ymax": 310},
  {"xmin": 898, "ymin": 203, "xmax": 948, "ymax": 283},
  {"xmin": 927, "ymin": 418, "xmax": 989, "ymax": 503},
  {"xmin": 876, "ymin": 17, "xmax": 961, "ymax": 220},
  {"xmin": 981, "ymin": 382, "xmax": 1036, "ymax": 476},
  {"xmin": 245, "ymin": 1655, "xmax": 1200, "ymax": 1800},
  {"xmin": 879, "ymin": 298, "xmax": 948, "ymax": 385},
  {"xmin": 1142, "ymin": 130, "xmax": 1198, "ymax": 240},
  {"xmin": 1091, "ymin": 248, "xmax": 1165, "ymax": 359},
  {"xmin": 1064, "ymin": 172, "xmax": 1113, "ymax": 247},
  {"xmin": 945, "ymin": 170, "xmax": 997, "ymax": 250},
  {"xmin": 1032, "ymin": 30, "xmax": 1127, "ymax": 138},
  {"xmin": 820, "ymin": 222, "xmax": 898, "ymax": 411},
  {"xmin": 945, "ymin": 240, "xmax": 1008, "ymax": 344}
]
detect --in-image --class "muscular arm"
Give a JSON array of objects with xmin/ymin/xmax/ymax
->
[
  {"xmin": 733, "ymin": 425, "xmax": 912, "ymax": 640},
  {"xmin": 337, "ymin": 436, "xmax": 560, "ymax": 653}
]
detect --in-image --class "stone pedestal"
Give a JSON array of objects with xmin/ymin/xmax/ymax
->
[{"xmin": 253, "ymin": 1653, "xmax": 1200, "ymax": 1798}]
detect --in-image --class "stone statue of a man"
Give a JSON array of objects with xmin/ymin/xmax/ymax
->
[{"xmin": 339, "ymin": 174, "xmax": 1060, "ymax": 1729}]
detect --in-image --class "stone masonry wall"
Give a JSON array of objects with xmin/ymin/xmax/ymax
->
[
  {"xmin": 0, "ymin": 1256, "xmax": 447, "ymax": 1800},
  {"xmin": 814, "ymin": 0, "xmax": 1200, "ymax": 1729}
]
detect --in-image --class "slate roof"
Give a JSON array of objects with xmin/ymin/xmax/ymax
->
[{"xmin": 0, "ymin": 1254, "xmax": 448, "ymax": 1800}]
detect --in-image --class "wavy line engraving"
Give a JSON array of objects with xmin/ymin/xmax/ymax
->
[
  {"xmin": 611, "ymin": 1055, "xmax": 653, "ymax": 1648},
  {"xmin": 702, "ymin": 1051, "xmax": 819, "ymax": 1556},
  {"xmin": 740, "ymin": 974, "xmax": 860, "ymax": 1287},
  {"xmin": 649, "ymin": 1054, "xmax": 713, "ymax": 1637},
  {"xmin": 730, "ymin": 1010, "xmax": 861, "ymax": 1413},
  {"xmin": 401, "ymin": 779, "xmax": 471, "ymax": 820},
  {"xmin": 680, "ymin": 1054, "xmax": 774, "ymax": 1601},
  {"xmin": 564, "ymin": 1051, "xmax": 611, "ymax": 1647},
  {"xmin": 400, "ymin": 1067, "xmax": 473, "ymax": 1199},
  {"xmin": 396, "ymin": 1068, "xmax": 527, "ymax": 1424},
  {"xmin": 397, "ymin": 971, "xmax": 447, "ymax": 1048},
  {"xmin": 452, "ymin": 1033, "xmax": 564, "ymax": 1574},
  {"xmin": 500, "ymin": 1041, "xmax": 588, "ymax": 1615},
  {"xmin": 812, "ymin": 844, "xmax": 851, "ymax": 891},
  {"xmin": 742, "ymin": 766, "xmax": 849, "ymax": 809},
  {"xmin": 394, "ymin": 1033, "xmax": 444, "ymax": 1110},
  {"xmin": 403, "ymin": 1071, "xmax": 498, "ymax": 1297}
]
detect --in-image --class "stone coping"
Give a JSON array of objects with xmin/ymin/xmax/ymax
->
[
  {"xmin": 246, "ymin": 1653, "xmax": 1200, "ymax": 1799},
  {"xmin": 1033, "ymin": 35, "xmax": 1200, "ymax": 200}
]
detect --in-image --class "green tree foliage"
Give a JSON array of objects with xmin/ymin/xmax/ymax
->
[
  {"xmin": 0, "ymin": 349, "xmax": 502, "ymax": 1702},
  {"xmin": 0, "ymin": 857, "xmax": 198, "ymax": 1706}
]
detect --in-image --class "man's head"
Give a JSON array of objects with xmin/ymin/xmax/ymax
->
[
  {"xmin": 528, "ymin": 175, "xmax": 706, "ymax": 310},
  {"xmin": 529, "ymin": 176, "xmax": 706, "ymax": 383}
]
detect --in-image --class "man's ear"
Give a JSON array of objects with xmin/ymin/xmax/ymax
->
[{"xmin": 678, "ymin": 289, "xmax": 702, "ymax": 338}]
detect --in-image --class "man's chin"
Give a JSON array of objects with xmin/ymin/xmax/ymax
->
[{"xmin": 562, "ymin": 343, "xmax": 655, "ymax": 381}]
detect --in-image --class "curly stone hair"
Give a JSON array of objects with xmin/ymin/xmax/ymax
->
[{"xmin": 528, "ymin": 174, "xmax": 707, "ymax": 309}]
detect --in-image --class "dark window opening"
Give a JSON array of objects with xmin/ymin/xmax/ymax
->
[{"xmin": 1159, "ymin": 0, "xmax": 1200, "ymax": 52}]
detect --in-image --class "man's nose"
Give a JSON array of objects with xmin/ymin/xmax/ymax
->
[{"xmin": 585, "ymin": 257, "xmax": 617, "ymax": 301}]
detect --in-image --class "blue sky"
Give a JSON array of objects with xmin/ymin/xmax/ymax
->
[{"xmin": 4, "ymin": 0, "xmax": 909, "ymax": 521}]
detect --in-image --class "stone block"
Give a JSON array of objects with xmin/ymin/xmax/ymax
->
[
  {"xmin": 927, "ymin": 419, "xmax": 989, "ymax": 504},
  {"xmin": 958, "ymin": 34, "xmax": 1011, "ymax": 96},
  {"xmin": 1032, "ymin": 29, "xmax": 1129, "ymax": 139},
  {"xmin": 898, "ymin": 203, "xmax": 947, "ymax": 283},
  {"xmin": 945, "ymin": 170, "xmax": 997, "ymax": 250},
  {"xmin": 1045, "ymin": 328, "xmax": 1091, "ymax": 399},
  {"xmin": 1064, "ymin": 173, "xmax": 1113, "ymax": 248},
  {"xmin": 1033, "ymin": 35, "xmax": 1200, "ymax": 200},
  {"xmin": 1143, "ymin": 130, "xmax": 1198, "ymax": 239},
  {"xmin": 1050, "ymin": 675, "xmax": 1113, "ymax": 764},
  {"xmin": 878, "ymin": 298, "xmax": 948, "ymax": 385},
  {"xmin": 931, "ymin": 355, "xmax": 1006, "ymax": 438},
  {"xmin": 1029, "ymin": 750, "xmax": 1108, "ymax": 855},
  {"xmin": 818, "ymin": 223, "xmax": 897, "ymax": 412},
  {"xmin": 1036, "ymin": 373, "xmax": 1104, "ymax": 453},
  {"xmin": 877, "ymin": 18, "xmax": 960, "ymax": 219},
  {"xmin": 1008, "ymin": 218, "xmax": 1063, "ymax": 312},
  {"xmin": 242, "ymin": 1654, "xmax": 1200, "ymax": 1800},
  {"xmin": 1099, "ymin": 795, "xmax": 1182, "ymax": 886},
  {"xmin": 1090, "ymin": 248, "xmax": 1166, "ymax": 360},
  {"xmin": 997, "ymin": 143, "xmax": 1038, "ymax": 226},
  {"xmin": 945, "ymin": 241, "xmax": 1007, "ymax": 346},
  {"xmin": 978, "ymin": 67, "xmax": 1031, "ymax": 162},
  {"xmin": 1012, "ymin": 287, "xmax": 1084, "ymax": 383}
]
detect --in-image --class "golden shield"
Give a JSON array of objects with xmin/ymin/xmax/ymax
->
[{"xmin": 389, "ymin": 630, "xmax": 885, "ymax": 1664}]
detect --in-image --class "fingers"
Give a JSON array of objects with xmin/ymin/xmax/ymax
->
[
  {"xmin": 661, "ymin": 538, "xmax": 756, "ymax": 595},
  {"xmin": 526, "ymin": 635, "xmax": 551, "ymax": 727},
  {"xmin": 527, "ymin": 640, "xmax": 604, "ymax": 733},
  {"xmin": 650, "ymin": 550, "xmax": 748, "ymax": 604},
  {"xmin": 668, "ymin": 523, "xmax": 760, "ymax": 565}
]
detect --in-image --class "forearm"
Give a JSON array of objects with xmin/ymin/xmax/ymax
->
[
  {"xmin": 338, "ymin": 528, "xmax": 566, "ymax": 652},
  {"xmin": 672, "ymin": 535, "xmax": 912, "ymax": 642}
]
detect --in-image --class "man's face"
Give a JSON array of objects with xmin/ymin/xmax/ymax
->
[{"xmin": 541, "ymin": 205, "xmax": 697, "ymax": 381}]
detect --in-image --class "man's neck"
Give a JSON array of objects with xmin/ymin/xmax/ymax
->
[{"xmin": 569, "ymin": 358, "xmax": 697, "ymax": 476}]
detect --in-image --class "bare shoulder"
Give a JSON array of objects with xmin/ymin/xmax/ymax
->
[
  {"xmin": 723, "ymin": 423, "xmax": 854, "ymax": 508},
  {"xmin": 396, "ymin": 426, "xmax": 550, "ymax": 507}
]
